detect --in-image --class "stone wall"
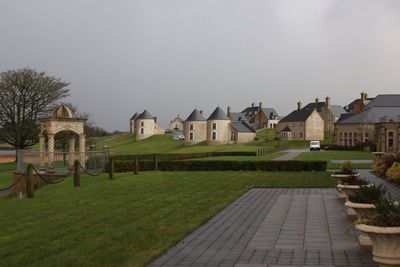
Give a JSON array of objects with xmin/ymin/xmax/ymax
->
[
  {"xmin": 305, "ymin": 111, "xmax": 324, "ymax": 140},
  {"xmin": 207, "ymin": 120, "xmax": 231, "ymax": 145},
  {"xmin": 135, "ymin": 119, "xmax": 155, "ymax": 140},
  {"xmin": 236, "ymin": 132, "xmax": 256, "ymax": 143}
]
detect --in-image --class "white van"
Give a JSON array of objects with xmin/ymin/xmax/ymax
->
[{"xmin": 309, "ymin": 140, "xmax": 321, "ymax": 151}]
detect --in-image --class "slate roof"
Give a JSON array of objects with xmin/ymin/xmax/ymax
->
[
  {"xmin": 137, "ymin": 110, "xmax": 154, "ymax": 120},
  {"xmin": 231, "ymin": 121, "xmax": 256, "ymax": 133},
  {"xmin": 185, "ymin": 109, "xmax": 206, "ymax": 122},
  {"xmin": 338, "ymin": 95, "xmax": 400, "ymax": 124},
  {"xmin": 330, "ymin": 105, "xmax": 346, "ymax": 118},
  {"xmin": 229, "ymin": 112, "xmax": 248, "ymax": 122},
  {"xmin": 279, "ymin": 109, "xmax": 314, "ymax": 123},
  {"xmin": 302, "ymin": 102, "xmax": 345, "ymax": 118},
  {"xmin": 344, "ymin": 98, "xmax": 374, "ymax": 112},
  {"xmin": 241, "ymin": 106, "xmax": 279, "ymax": 119},
  {"xmin": 280, "ymin": 126, "xmax": 292, "ymax": 132},
  {"xmin": 130, "ymin": 112, "xmax": 139, "ymax": 121},
  {"xmin": 208, "ymin": 107, "xmax": 230, "ymax": 120}
]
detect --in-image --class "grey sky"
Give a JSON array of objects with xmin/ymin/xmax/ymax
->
[{"xmin": 1, "ymin": 0, "xmax": 399, "ymax": 131}]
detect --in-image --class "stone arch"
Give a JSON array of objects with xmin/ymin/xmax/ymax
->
[{"xmin": 39, "ymin": 105, "xmax": 87, "ymax": 170}]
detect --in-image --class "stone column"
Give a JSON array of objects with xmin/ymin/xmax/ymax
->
[
  {"xmin": 48, "ymin": 134, "xmax": 55, "ymax": 170},
  {"xmin": 39, "ymin": 134, "xmax": 46, "ymax": 170},
  {"xmin": 68, "ymin": 137, "xmax": 76, "ymax": 168},
  {"xmin": 79, "ymin": 134, "xmax": 86, "ymax": 167}
]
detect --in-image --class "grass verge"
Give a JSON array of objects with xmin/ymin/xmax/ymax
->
[{"xmin": 0, "ymin": 171, "xmax": 334, "ymax": 267}]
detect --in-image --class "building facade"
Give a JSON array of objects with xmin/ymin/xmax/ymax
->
[
  {"xmin": 168, "ymin": 115, "xmax": 184, "ymax": 131},
  {"xmin": 133, "ymin": 110, "xmax": 165, "ymax": 140},
  {"xmin": 183, "ymin": 109, "xmax": 207, "ymax": 145},
  {"xmin": 334, "ymin": 94, "xmax": 400, "ymax": 153},
  {"xmin": 276, "ymin": 102, "xmax": 325, "ymax": 141}
]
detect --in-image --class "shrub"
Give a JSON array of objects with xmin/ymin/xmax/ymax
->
[
  {"xmin": 347, "ymin": 184, "xmax": 387, "ymax": 204},
  {"xmin": 373, "ymin": 154, "xmax": 400, "ymax": 176},
  {"xmin": 339, "ymin": 161, "xmax": 357, "ymax": 175},
  {"xmin": 110, "ymin": 160, "xmax": 327, "ymax": 172},
  {"xmin": 386, "ymin": 162, "xmax": 400, "ymax": 181},
  {"xmin": 111, "ymin": 151, "xmax": 257, "ymax": 161},
  {"xmin": 372, "ymin": 158, "xmax": 386, "ymax": 175},
  {"xmin": 367, "ymin": 198, "xmax": 400, "ymax": 227}
]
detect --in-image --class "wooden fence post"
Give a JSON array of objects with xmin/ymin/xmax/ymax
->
[
  {"xmin": 134, "ymin": 157, "xmax": 139, "ymax": 175},
  {"xmin": 154, "ymin": 154, "xmax": 158, "ymax": 171},
  {"xmin": 109, "ymin": 159, "xmax": 114, "ymax": 180},
  {"xmin": 74, "ymin": 160, "xmax": 80, "ymax": 187},
  {"xmin": 26, "ymin": 164, "xmax": 34, "ymax": 198}
]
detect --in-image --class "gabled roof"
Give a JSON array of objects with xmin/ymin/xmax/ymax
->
[
  {"xmin": 302, "ymin": 102, "xmax": 326, "ymax": 112},
  {"xmin": 229, "ymin": 112, "xmax": 249, "ymax": 122},
  {"xmin": 185, "ymin": 109, "xmax": 206, "ymax": 122},
  {"xmin": 130, "ymin": 112, "xmax": 139, "ymax": 121},
  {"xmin": 208, "ymin": 107, "xmax": 230, "ymax": 120},
  {"xmin": 344, "ymin": 98, "xmax": 374, "ymax": 112},
  {"xmin": 170, "ymin": 115, "xmax": 183, "ymax": 123},
  {"xmin": 279, "ymin": 109, "xmax": 314, "ymax": 123},
  {"xmin": 241, "ymin": 106, "xmax": 279, "ymax": 118},
  {"xmin": 338, "ymin": 95, "xmax": 400, "ymax": 124},
  {"xmin": 137, "ymin": 110, "xmax": 154, "ymax": 120},
  {"xmin": 231, "ymin": 121, "xmax": 256, "ymax": 133},
  {"xmin": 280, "ymin": 126, "xmax": 292, "ymax": 132},
  {"xmin": 329, "ymin": 105, "xmax": 346, "ymax": 117}
]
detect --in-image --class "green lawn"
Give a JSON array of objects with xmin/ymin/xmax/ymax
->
[
  {"xmin": 191, "ymin": 151, "xmax": 286, "ymax": 161},
  {"xmin": 0, "ymin": 163, "xmax": 16, "ymax": 188},
  {"xmin": 0, "ymin": 171, "xmax": 335, "ymax": 267},
  {"xmin": 294, "ymin": 150, "xmax": 373, "ymax": 161}
]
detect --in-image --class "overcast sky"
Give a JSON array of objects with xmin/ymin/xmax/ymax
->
[{"xmin": 1, "ymin": 0, "xmax": 399, "ymax": 131}]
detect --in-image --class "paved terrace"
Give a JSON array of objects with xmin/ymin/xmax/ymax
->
[{"xmin": 149, "ymin": 188, "xmax": 376, "ymax": 267}]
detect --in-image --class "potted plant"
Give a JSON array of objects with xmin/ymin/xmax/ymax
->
[
  {"xmin": 332, "ymin": 161, "xmax": 359, "ymax": 178},
  {"xmin": 356, "ymin": 198, "xmax": 400, "ymax": 267},
  {"xmin": 345, "ymin": 184, "xmax": 387, "ymax": 246}
]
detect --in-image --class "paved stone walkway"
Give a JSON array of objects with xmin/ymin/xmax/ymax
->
[
  {"xmin": 148, "ymin": 188, "xmax": 376, "ymax": 267},
  {"xmin": 330, "ymin": 160, "xmax": 373, "ymax": 164},
  {"xmin": 359, "ymin": 170, "xmax": 400, "ymax": 201},
  {"xmin": 274, "ymin": 149, "xmax": 308, "ymax": 161}
]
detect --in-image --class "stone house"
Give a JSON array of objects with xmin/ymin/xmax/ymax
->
[
  {"xmin": 183, "ymin": 109, "xmax": 207, "ymax": 145},
  {"xmin": 276, "ymin": 102, "xmax": 325, "ymax": 141},
  {"xmin": 230, "ymin": 102, "xmax": 280, "ymax": 130},
  {"xmin": 133, "ymin": 110, "xmax": 165, "ymax": 140},
  {"xmin": 334, "ymin": 94, "xmax": 400, "ymax": 153},
  {"xmin": 129, "ymin": 112, "xmax": 138, "ymax": 134},
  {"xmin": 301, "ymin": 97, "xmax": 345, "ymax": 133},
  {"xmin": 168, "ymin": 115, "xmax": 184, "ymax": 131},
  {"xmin": 183, "ymin": 107, "xmax": 256, "ymax": 145}
]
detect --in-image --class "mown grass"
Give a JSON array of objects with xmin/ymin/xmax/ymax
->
[
  {"xmin": 295, "ymin": 150, "xmax": 373, "ymax": 161},
  {"xmin": 0, "ymin": 163, "xmax": 16, "ymax": 188},
  {"xmin": 0, "ymin": 171, "xmax": 335, "ymax": 267},
  {"xmin": 88, "ymin": 129, "xmax": 320, "ymax": 155}
]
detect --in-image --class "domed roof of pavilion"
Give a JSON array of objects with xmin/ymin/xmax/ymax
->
[{"xmin": 52, "ymin": 104, "xmax": 75, "ymax": 119}]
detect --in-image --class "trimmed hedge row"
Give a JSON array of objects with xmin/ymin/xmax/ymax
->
[
  {"xmin": 110, "ymin": 160, "xmax": 327, "ymax": 172},
  {"xmin": 111, "ymin": 151, "xmax": 257, "ymax": 161}
]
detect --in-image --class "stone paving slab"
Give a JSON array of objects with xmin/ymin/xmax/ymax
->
[{"xmin": 148, "ymin": 188, "xmax": 376, "ymax": 267}]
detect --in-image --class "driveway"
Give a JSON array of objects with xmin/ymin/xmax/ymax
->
[
  {"xmin": 273, "ymin": 149, "xmax": 308, "ymax": 161},
  {"xmin": 149, "ymin": 188, "xmax": 375, "ymax": 267}
]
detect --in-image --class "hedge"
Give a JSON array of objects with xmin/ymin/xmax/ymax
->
[
  {"xmin": 111, "ymin": 151, "xmax": 257, "ymax": 161},
  {"xmin": 109, "ymin": 160, "xmax": 327, "ymax": 172}
]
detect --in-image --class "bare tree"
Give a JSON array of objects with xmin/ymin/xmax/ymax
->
[{"xmin": 0, "ymin": 68, "xmax": 69, "ymax": 152}]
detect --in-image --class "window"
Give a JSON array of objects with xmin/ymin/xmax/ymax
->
[
  {"xmin": 212, "ymin": 123, "xmax": 217, "ymax": 130},
  {"xmin": 388, "ymin": 131, "xmax": 394, "ymax": 149},
  {"xmin": 189, "ymin": 132, "xmax": 194, "ymax": 141},
  {"xmin": 300, "ymin": 132, "xmax": 303, "ymax": 138},
  {"xmin": 189, "ymin": 124, "xmax": 194, "ymax": 130},
  {"xmin": 140, "ymin": 128, "xmax": 144, "ymax": 134},
  {"xmin": 349, "ymin": 133, "xmax": 353, "ymax": 146},
  {"xmin": 230, "ymin": 132, "xmax": 236, "ymax": 141},
  {"xmin": 141, "ymin": 121, "xmax": 144, "ymax": 127},
  {"xmin": 364, "ymin": 132, "xmax": 369, "ymax": 142},
  {"xmin": 212, "ymin": 131, "xmax": 217, "ymax": 140}
]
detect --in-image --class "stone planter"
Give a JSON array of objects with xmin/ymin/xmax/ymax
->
[
  {"xmin": 337, "ymin": 184, "xmax": 370, "ymax": 216},
  {"xmin": 331, "ymin": 173, "xmax": 360, "ymax": 178},
  {"xmin": 356, "ymin": 224, "xmax": 400, "ymax": 267},
  {"xmin": 345, "ymin": 201, "xmax": 376, "ymax": 247}
]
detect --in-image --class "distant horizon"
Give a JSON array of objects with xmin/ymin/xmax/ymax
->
[{"xmin": 1, "ymin": 0, "xmax": 399, "ymax": 131}]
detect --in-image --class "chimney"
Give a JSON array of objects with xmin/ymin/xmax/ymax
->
[
  {"xmin": 361, "ymin": 91, "xmax": 368, "ymax": 101},
  {"xmin": 315, "ymin": 98, "xmax": 319, "ymax": 103},
  {"xmin": 251, "ymin": 102, "xmax": 255, "ymax": 108},
  {"xmin": 325, "ymin": 96, "xmax": 330, "ymax": 107},
  {"xmin": 259, "ymin": 102, "xmax": 263, "ymax": 110},
  {"xmin": 227, "ymin": 106, "xmax": 231, "ymax": 117},
  {"xmin": 297, "ymin": 101, "xmax": 302, "ymax": 110}
]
